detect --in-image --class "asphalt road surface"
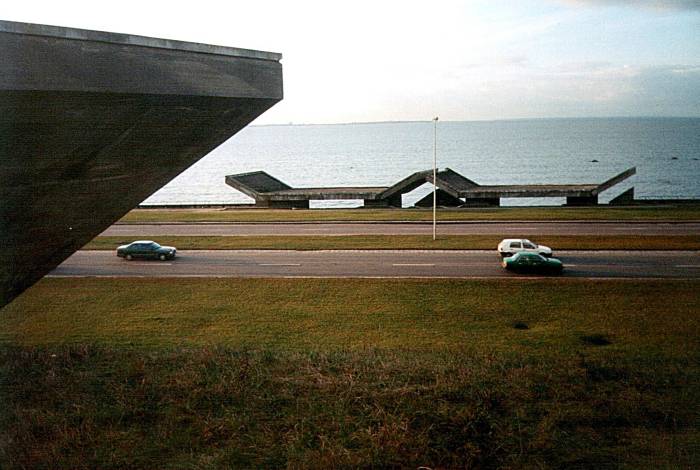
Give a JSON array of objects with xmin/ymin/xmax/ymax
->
[
  {"xmin": 51, "ymin": 250, "xmax": 700, "ymax": 279},
  {"xmin": 104, "ymin": 222, "xmax": 700, "ymax": 237}
]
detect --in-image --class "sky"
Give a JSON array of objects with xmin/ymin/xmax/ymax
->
[{"xmin": 3, "ymin": 0, "xmax": 699, "ymax": 124}]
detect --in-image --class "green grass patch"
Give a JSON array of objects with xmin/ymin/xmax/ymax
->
[
  {"xmin": 85, "ymin": 234, "xmax": 700, "ymax": 251},
  {"xmin": 1, "ymin": 278, "xmax": 698, "ymax": 467},
  {"xmin": 122, "ymin": 205, "xmax": 700, "ymax": 223},
  {"xmin": 2, "ymin": 278, "xmax": 697, "ymax": 354}
]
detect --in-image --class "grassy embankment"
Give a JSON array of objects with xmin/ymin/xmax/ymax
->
[
  {"xmin": 122, "ymin": 205, "xmax": 700, "ymax": 223},
  {"xmin": 1, "ymin": 278, "xmax": 698, "ymax": 467},
  {"xmin": 86, "ymin": 234, "xmax": 700, "ymax": 251}
]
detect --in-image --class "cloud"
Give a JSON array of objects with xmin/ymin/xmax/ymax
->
[
  {"xmin": 556, "ymin": 0, "xmax": 700, "ymax": 11},
  {"xmin": 416, "ymin": 62, "xmax": 700, "ymax": 122}
]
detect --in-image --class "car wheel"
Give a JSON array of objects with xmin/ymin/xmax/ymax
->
[
  {"xmin": 126, "ymin": 254, "xmax": 133, "ymax": 261},
  {"xmin": 159, "ymin": 254, "xmax": 166, "ymax": 261}
]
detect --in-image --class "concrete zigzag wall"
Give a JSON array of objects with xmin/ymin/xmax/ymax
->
[{"xmin": 0, "ymin": 21, "xmax": 283, "ymax": 307}]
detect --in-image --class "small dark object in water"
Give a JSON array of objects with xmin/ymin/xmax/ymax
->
[
  {"xmin": 671, "ymin": 157, "xmax": 678, "ymax": 160},
  {"xmin": 590, "ymin": 159, "xmax": 599, "ymax": 163},
  {"xmin": 512, "ymin": 321, "xmax": 529, "ymax": 330},
  {"xmin": 581, "ymin": 334, "xmax": 611, "ymax": 346}
]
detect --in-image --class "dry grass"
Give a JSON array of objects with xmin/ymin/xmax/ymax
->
[
  {"xmin": 2, "ymin": 346, "xmax": 696, "ymax": 468},
  {"xmin": 1, "ymin": 278, "xmax": 698, "ymax": 468},
  {"xmin": 122, "ymin": 205, "xmax": 700, "ymax": 223}
]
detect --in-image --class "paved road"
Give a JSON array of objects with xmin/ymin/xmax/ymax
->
[
  {"xmin": 51, "ymin": 250, "xmax": 700, "ymax": 279},
  {"xmin": 104, "ymin": 222, "xmax": 700, "ymax": 236}
]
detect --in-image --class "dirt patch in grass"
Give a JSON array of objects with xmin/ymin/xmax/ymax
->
[{"xmin": 581, "ymin": 334, "xmax": 613, "ymax": 346}]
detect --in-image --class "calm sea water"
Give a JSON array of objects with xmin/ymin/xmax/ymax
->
[{"xmin": 144, "ymin": 118, "xmax": 700, "ymax": 207}]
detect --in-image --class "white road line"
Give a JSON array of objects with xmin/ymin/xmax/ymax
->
[
  {"xmin": 125, "ymin": 263, "xmax": 172, "ymax": 266},
  {"xmin": 392, "ymin": 263, "xmax": 436, "ymax": 267},
  {"xmin": 257, "ymin": 263, "xmax": 301, "ymax": 267}
]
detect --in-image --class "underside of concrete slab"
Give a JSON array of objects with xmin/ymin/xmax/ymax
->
[
  {"xmin": 414, "ymin": 189, "xmax": 464, "ymax": 208},
  {"xmin": 0, "ymin": 21, "xmax": 283, "ymax": 307}
]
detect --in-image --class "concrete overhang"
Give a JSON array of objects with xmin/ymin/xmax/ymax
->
[
  {"xmin": 0, "ymin": 20, "xmax": 282, "ymax": 62},
  {"xmin": 263, "ymin": 187, "xmax": 388, "ymax": 201},
  {"xmin": 1, "ymin": 21, "xmax": 283, "ymax": 307}
]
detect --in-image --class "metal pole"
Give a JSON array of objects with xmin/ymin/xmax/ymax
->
[{"xmin": 433, "ymin": 117, "xmax": 438, "ymax": 241}]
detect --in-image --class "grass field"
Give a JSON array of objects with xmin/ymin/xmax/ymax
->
[
  {"xmin": 85, "ymin": 234, "xmax": 700, "ymax": 251},
  {"xmin": 1, "ymin": 278, "xmax": 698, "ymax": 468},
  {"xmin": 122, "ymin": 205, "xmax": 700, "ymax": 223}
]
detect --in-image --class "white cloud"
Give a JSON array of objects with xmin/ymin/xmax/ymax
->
[{"xmin": 3, "ymin": 0, "xmax": 699, "ymax": 122}]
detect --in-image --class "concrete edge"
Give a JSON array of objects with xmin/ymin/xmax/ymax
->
[{"xmin": 0, "ymin": 19, "xmax": 282, "ymax": 61}]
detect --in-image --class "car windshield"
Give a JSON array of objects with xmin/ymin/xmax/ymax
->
[
  {"xmin": 523, "ymin": 240, "xmax": 536, "ymax": 249},
  {"xmin": 148, "ymin": 242, "xmax": 161, "ymax": 249}
]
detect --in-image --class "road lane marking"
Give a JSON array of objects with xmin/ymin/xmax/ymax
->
[
  {"xmin": 675, "ymin": 265, "xmax": 700, "ymax": 268},
  {"xmin": 125, "ymin": 263, "xmax": 172, "ymax": 266},
  {"xmin": 258, "ymin": 263, "xmax": 301, "ymax": 266},
  {"xmin": 392, "ymin": 263, "xmax": 436, "ymax": 267}
]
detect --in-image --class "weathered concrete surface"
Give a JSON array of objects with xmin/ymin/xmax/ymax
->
[
  {"xmin": 225, "ymin": 171, "xmax": 294, "ymax": 200},
  {"xmin": 0, "ymin": 21, "xmax": 282, "ymax": 307},
  {"xmin": 226, "ymin": 171, "xmax": 390, "ymax": 208},
  {"xmin": 226, "ymin": 167, "xmax": 635, "ymax": 209}
]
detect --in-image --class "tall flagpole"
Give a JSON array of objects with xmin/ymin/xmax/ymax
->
[{"xmin": 432, "ymin": 117, "xmax": 438, "ymax": 241}]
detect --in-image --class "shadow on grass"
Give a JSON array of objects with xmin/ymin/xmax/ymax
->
[{"xmin": 580, "ymin": 334, "xmax": 612, "ymax": 346}]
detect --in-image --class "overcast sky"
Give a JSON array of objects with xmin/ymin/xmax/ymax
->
[{"xmin": 4, "ymin": 0, "xmax": 699, "ymax": 124}]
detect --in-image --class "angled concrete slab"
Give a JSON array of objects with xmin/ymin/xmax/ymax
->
[
  {"xmin": 226, "ymin": 167, "xmax": 636, "ymax": 209},
  {"xmin": 1, "ymin": 21, "xmax": 283, "ymax": 307},
  {"xmin": 226, "ymin": 171, "xmax": 390, "ymax": 208}
]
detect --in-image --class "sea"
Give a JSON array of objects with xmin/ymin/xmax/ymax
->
[{"xmin": 143, "ymin": 117, "xmax": 700, "ymax": 208}]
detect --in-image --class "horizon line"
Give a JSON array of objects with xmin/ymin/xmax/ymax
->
[{"xmin": 251, "ymin": 115, "xmax": 700, "ymax": 127}]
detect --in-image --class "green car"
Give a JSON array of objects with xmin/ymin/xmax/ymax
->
[
  {"xmin": 116, "ymin": 240, "xmax": 177, "ymax": 261},
  {"xmin": 501, "ymin": 252, "xmax": 563, "ymax": 274}
]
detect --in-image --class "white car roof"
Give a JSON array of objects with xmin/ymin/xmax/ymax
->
[{"xmin": 132, "ymin": 240, "xmax": 155, "ymax": 244}]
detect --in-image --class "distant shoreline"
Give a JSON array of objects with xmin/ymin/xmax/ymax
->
[{"xmin": 251, "ymin": 115, "xmax": 700, "ymax": 128}]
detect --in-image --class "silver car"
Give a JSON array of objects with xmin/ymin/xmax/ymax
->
[{"xmin": 497, "ymin": 239, "xmax": 553, "ymax": 258}]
